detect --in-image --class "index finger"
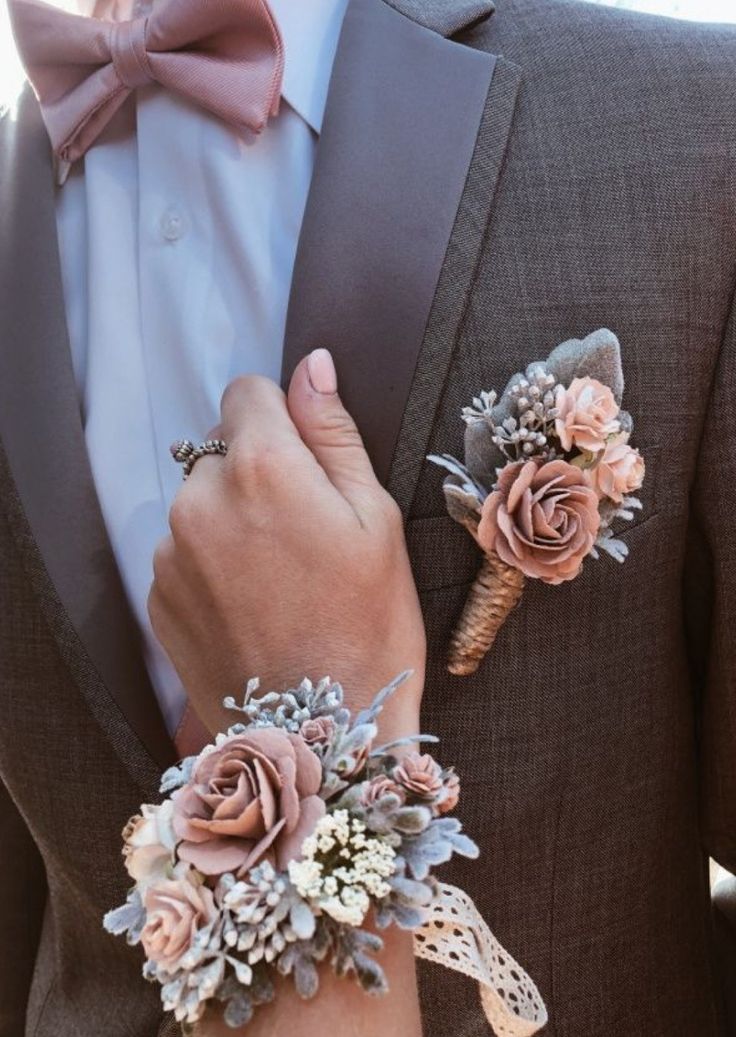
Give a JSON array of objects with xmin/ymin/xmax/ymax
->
[
  {"xmin": 216, "ymin": 374, "xmax": 339, "ymax": 499},
  {"xmin": 219, "ymin": 374, "xmax": 305, "ymax": 454}
]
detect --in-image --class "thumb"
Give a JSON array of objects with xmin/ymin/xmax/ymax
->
[{"xmin": 287, "ymin": 349, "xmax": 379, "ymax": 502}]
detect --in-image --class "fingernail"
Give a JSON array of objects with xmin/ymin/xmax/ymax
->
[{"xmin": 307, "ymin": 348, "xmax": 337, "ymax": 395}]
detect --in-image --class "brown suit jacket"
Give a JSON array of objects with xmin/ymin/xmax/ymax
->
[{"xmin": 1, "ymin": 0, "xmax": 736, "ymax": 1034}]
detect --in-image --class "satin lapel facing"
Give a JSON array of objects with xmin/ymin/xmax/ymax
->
[
  {"xmin": 281, "ymin": 0, "xmax": 502, "ymax": 489},
  {"xmin": 0, "ymin": 90, "xmax": 175, "ymax": 784},
  {"xmin": 388, "ymin": 55, "xmax": 523, "ymax": 513}
]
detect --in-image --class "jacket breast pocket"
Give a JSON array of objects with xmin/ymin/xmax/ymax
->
[{"xmin": 405, "ymin": 514, "xmax": 479, "ymax": 593}]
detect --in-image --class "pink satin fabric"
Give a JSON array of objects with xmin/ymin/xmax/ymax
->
[{"xmin": 9, "ymin": 0, "xmax": 284, "ymax": 173}]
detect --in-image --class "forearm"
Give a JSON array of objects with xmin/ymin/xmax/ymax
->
[
  {"xmin": 145, "ymin": 355, "xmax": 429, "ymax": 1036},
  {"xmin": 196, "ymin": 925, "xmax": 421, "ymax": 1037}
]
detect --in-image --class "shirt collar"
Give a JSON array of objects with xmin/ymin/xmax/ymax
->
[{"xmin": 268, "ymin": 0, "xmax": 349, "ymax": 134}]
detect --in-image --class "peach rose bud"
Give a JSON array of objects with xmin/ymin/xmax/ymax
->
[
  {"xmin": 585, "ymin": 435, "xmax": 644, "ymax": 503},
  {"xmin": 554, "ymin": 376, "xmax": 620, "ymax": 453},
  {"xmin": 140, "ymin": 872, "xmax": 217, "ymax": 974}
]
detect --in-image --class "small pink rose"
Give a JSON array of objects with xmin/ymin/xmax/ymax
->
[
  {"xmin": 478, "ymin": 459, "xmax": 600, "ymax": 585},
  {"xmin": 140, "ymin": 871, "xmax": 217, "ymax": 974},
  {"xmin": 172, "ymin": 727, "xmax": 325, "ymax": 877},
  {"xmin": 584, "ymin": 435, "xmax": 644, "ymax": 503},
  {"xmin": 393, "ymin": 753, "xmax": 443, "ymax": 799},
  {"xmin": 555, "ymin": 377, "xmax": 620, "ymax": 453},
  {"xmin": 437, "ymin": 770, "xmax": 460, "ymax": 815},
  {"xmin": 360, "ymin": 774, "xmax": 406, "ymax": 807},
  {"xmin": 122, "ymin": 800, "xmax": 176, "ymax": 886},
  {"xmin": 299, "ymin": 716, "xmax": 336, "ymax": 748}
]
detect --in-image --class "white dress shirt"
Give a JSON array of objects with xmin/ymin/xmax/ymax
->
[{"xmin": 54, "ymin": 0, "xmax": 348, "ymax": 735}]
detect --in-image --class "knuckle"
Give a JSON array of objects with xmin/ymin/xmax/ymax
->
[
  {"xmin": 227, "ymin": 439, "xmax": 296, "ymax": 491},
  {"xmin": 146, "ymin": 584, "xmax": 164, "ymax": 633},
  {"xmin": 151, "ymin": 535, "xmax": 175, "ymax": 584},
  {"xmin": 219, "ymin": 374, "xmax": 251, "ymax": 414},
  {"xmin": 365, "ymin": 491, "xmax": 403, "ymax": 536},
  {"xmin": 220, "ymin": 374, "xmax": 283, "ymax": 415},
  {"xmin": 168, "ymin": 490, "xmax": 202, "ymax": 543},
  {"xmin": 227, "ymin": 442, "xmax": 265, "ymax": 489},
  {"xmin": 380, "ymin": 493, "xmax": 403, "ymax": 531}
]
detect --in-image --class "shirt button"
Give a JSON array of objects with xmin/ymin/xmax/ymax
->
[{"xmin": 159, "ymin": 207, "xmax": 187, "ymax": 243}]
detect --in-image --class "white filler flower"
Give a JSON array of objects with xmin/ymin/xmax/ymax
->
[{"xmin": 289, "ymin": 810, "xmax": 397, "ymax": 926}]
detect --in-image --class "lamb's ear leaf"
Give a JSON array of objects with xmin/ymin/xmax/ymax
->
[
  {"xmin": 546, "ymin": 328, "xmax": 624, "ymax": 402},
  {"xmin": 618, "ymin": 409, "xmax": 633, "ymax": 435}
]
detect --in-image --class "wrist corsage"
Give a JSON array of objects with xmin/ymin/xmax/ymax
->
[
  {"xmin": 429, "ymin": 328, "xmax": 645, "ymax": 675},
  {"xmin": 104, "ymin": 674, "xmax": 547, "ymax": 1035}
]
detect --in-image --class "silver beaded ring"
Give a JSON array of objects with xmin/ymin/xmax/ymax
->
[{"xmin": 170, "ymin": 438, "xmax": 228, "ymax": 479}]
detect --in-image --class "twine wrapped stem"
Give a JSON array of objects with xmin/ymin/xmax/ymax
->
[{"xmin": 447, "ymin": 516, "xmax": 525, "ymax": 676}]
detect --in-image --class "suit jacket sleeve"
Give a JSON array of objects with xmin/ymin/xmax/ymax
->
[
  {"xmin": 0, "ymin": 775, "xmax": 46, "ymax": 1037},
  {"xmin": 686, "ymin": 286, "xmax": 736, "ymax": 875},
  {"xmin": 685, "ymin": 283, "xmax": 736, "ymax": 1029}
]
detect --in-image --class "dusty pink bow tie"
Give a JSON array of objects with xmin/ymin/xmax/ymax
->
[{"xmin": 9, "ymin": 0, "xmax": 284, "ymax": 182}]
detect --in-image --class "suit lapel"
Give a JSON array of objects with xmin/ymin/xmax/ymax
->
[
  {"xmin": 282, "ymin": 0, "xmax": 522, "ymax": 508},
  {"xmin": 0, "ymin": 91, "xmax": 175, "ymax": 782},
  {"xmin": 281, "ymin": 0, "xmax": 503, "ymax": 488},
  {"xmin": 388, "ymin": 55, "xmax": 523, "ymax": 513}
]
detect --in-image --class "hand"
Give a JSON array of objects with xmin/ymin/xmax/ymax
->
[{"xmin": 148, "ymin": 349, "xmax": 426, "ymax": 737}]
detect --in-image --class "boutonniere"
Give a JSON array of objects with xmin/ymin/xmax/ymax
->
[{"xmin": 429, "ymin": 329, "xmax": 645, "ymax": 675}]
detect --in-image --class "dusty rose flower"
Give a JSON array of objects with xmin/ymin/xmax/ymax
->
[
  {"xmin": 172, "ymin": 728, "xmax": 325, "ymax": 877},
  {"xmin": 437, "ymin": 770, "xmax": 461, "ymax": 815},
  {"xmin": 393, "ymin": 753, "xmax": 443, "ymax": 799},
  {"xmin": 360, "ymin": 774, "xmax": 406, "ymax": 807},
  {"xmin": 299, "ymin": 716, "xmax": 336, "ymax": 748},
  {"xmin": 123, "ymin": 800, "xmax": 176, "ymax": 886},
  {"xmin": 584, "ymin": 434, "xmax": 644, "ymax": 503},
  {"xmin": 554, "ymin": 376, "xmax": 620, "ymax": 453},
  {"xmin": 478, "ymin": 459, "xmax": 600, "ymax": 585},
  {"xmin": 140, "ymin": 870, "xmax": 217, "ymax": 974}
]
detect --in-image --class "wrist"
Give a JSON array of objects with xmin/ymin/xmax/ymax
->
[{"xmin": 358, "ymin": 666, "xmax": 424, "ymax": 741}]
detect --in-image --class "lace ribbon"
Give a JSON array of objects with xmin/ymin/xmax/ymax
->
[{"xmin": 413, "ymin": 883, "xmax": 548, "ymax": 1036}]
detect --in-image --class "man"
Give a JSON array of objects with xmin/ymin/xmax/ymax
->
[{"xmin": 1, "ymin": 0, "xmax": 735, "ymax": 1034}]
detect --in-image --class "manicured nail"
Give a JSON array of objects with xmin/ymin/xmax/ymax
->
[{"xmin": 307, "ymin": 348, "xmax": 338, "ymax": 395}]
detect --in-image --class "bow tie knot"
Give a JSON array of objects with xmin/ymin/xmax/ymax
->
[
  {"xmin": 9, "ymin": 0, "xmax": 285, "ymax": 183},
  {"xmin": 110, "ymin": 17, "xmax": 153, "ymax": 90}
]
